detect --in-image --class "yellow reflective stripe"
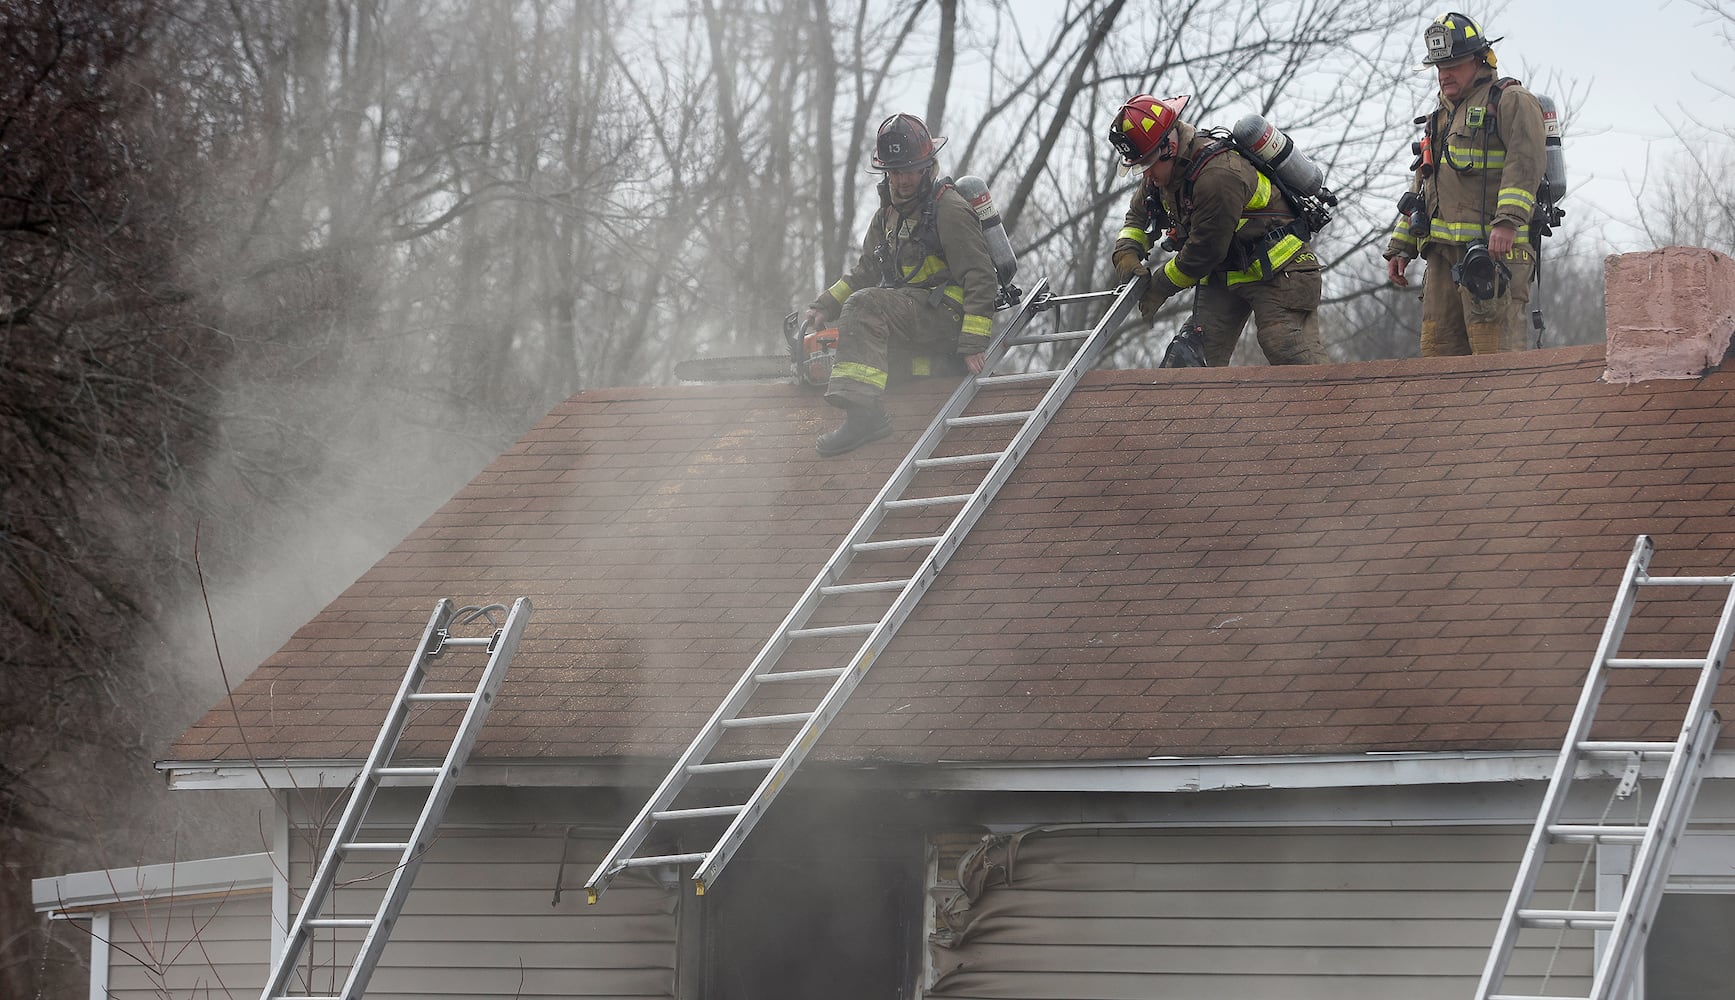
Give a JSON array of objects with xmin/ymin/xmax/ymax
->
[
  {"xmin": 1119, "ymin": 226, "xmax": 1152, "ymax": 249},
  {"xmin": 1498, "ymin": 186, "xmax": 1535, "ymax": 215},
  {"xmin": 826, "ymin": 279, "xmax": 852, "ymax": 305},
  {"xmin": 1428, "ymin": 218, "xmax": 1531, "ymax": 243},
  {"xmin": 1443, "ymin": 143, "xmax": 1506, "ymax": 170},
  {"xmin": 944, "ymin": 284, "xmax": 964, "ymax": 307},
  {"xmin": 1163, "ymin": 257, "xmax": 1200, "ymax": 289},
  {"xmin": 1389, "ymin": 218, "xmax": 1419, "ymax": 248},
  {"xmin": 961, "ymin": 313, "xmax": 992, "ymax": 336},
  {"xmin": 906, "ymin": 254, "xmax": 947, "ymax": 284},
  {"xmin": 1246, "ymin": 172, "xmax": 1272, "ymax": 211},
  {"xmin": 911, "ymin": 356, "xmax": 931, "ymax": 376},
  {"xmin": 1216, "ymin": 234, "xmax": 1305, "ymax": 286},
  {"xmin": 831, "ymin": 361, "xmax": 887, "ymax": 389}
]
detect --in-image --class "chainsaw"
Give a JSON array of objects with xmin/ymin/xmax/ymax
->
[{"xmin": 672, "ymin": 311, "xmax": 829, "ymax": 386}]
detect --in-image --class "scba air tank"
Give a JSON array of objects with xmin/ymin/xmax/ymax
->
[
  {"xmin": 1230, "ymin": 114, "xmax": 1326, "ymax": 198},
  {"xmin": 1537, "ymin": 94, "xmax": 1567, "ymax": 201},
  {"xmin": 954, "ymin": 175, "xmax": 1019, "ymax": 287}
]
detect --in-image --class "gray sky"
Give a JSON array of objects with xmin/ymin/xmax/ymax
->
[
  {"xmin": 989, "ymin": 0, "xmax": 1734, "ymax": 253},
  {"xmin": 1463, "ymin": 1, "xmax": 1733, "ymax": 249}
]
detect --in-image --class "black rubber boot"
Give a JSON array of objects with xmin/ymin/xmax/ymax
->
[{"xmin": 816, "ymin": 400, "xmax": 892, "ymax": 457}]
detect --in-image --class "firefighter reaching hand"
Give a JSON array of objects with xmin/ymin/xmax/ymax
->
[
  {"xmin": 804, "ymin": 113, "xmax": 997, "ymax": 458},
  {"xmin": 1109, "ymin": 94, "xmax": 1327, "ymax": 367},
  {"xmin": 1384, "ymin": 11, "xmax": 1545, "ymax": 356}
]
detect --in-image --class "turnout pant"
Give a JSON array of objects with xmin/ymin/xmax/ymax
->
[
  {"xmin": 826, "ymin": 287, "xmax": 962, "ymax": 407},
  {"xmin": 1419, "ymin": 241, "xmax": 1535, "ymax": 356},
  {"xmin": 1193, "ymin": 267, "xmax": 1328, "ymax": 366}
]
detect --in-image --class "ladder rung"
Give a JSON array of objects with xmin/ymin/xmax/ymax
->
[
  {"xmin": 340, "ymin": 842, "xmax": 410, "ymax": 852},
  {"xmin": 1605, "ymin": 657, "xmax": 1707, "ymax": 669},
  {"xmin": 820, "ymin": 578, "xmax": 911, "ymax": 595},
  {"xmin": 272, "ymin": 995, "xmax": 343, "ymax": 1000},
  {"xmin": 1489, "ymin": 994, "xmax": 1591, "ymax": 1000},
  {"xmin": 372, "ymin": 766, "xmax": 442, "ymax": 779},
  {"xmin": 720, "ymin": 712, "xmax": 813, "ymax": 728},
  {"xmin": 1547, "ymin": 824, "xmax": 1649, "ymax": 844},
  {"xmin": 852, "ymin": 535, "xmax": 942, "ymax": 552},
  {"xmin": 580, "ymin": 276, "xmax": 1148, "ymax": 907},
  {"xmin": 947, "ymin": 410, "xmax": 1033, "ymax": 428},
  {"xmin": 914, "ymin": 450, "xmax": 1005, "ymax": 469},
  {"xmin": 1637, "ymin": 574, "xmax": 1735, "ymax": 586},
  {"xmin": 404, "ymin": 692, "xmax": 476, "ymax": 703},
  {"xmin": 438, "ymin": 636, "xmax": 494, "ymax": 648},
  {"xmin": 618, "ymin": 853, "xmax": 707, "ymax": 869},
  {"xmin": 1578, "ymin": 740, "xmax": 1676, "ymax": 759},
  {"xmin": 687, "ymin": 758, "xmax": 778, "ymax": 774},
  {"xmin": 975, "ymin": 370, "xmax": 1061, "ymax": 387},
  {"xmin": 652, "ymin": 804, "xmax": 746, "ymax": 821},
  {"xmin": 306, "ymin": 918, "xmax": 377, "ymax": 929},
  {"xmin": 786, "ymin": 623, "xmax": 876, "ymax": 639},
  {"xmin": 1008, "ymin": 329, "xmax": 1089, "ymax": 345},
  {"xmin": 1517, "ymin": 908, "xmax": 1617, "ymax": 929},
  {"xmin": 883, "ymin": 493, "xmax": 972, "ymax": 510},
  {"xmin": 755, "ymin": 667, "xmax": 847, "ymax": 683}
]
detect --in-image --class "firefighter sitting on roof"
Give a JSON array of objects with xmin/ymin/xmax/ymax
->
[
  {"xmin": 1109, "ymin": 94, "xmax": 1327, "ymax": 367},
  {"xmin": 804, "ymin": 113, "xmax": 997, "ymax": 458},
  {"xmin": 1384, "ymin": 11, "xmax": 1545, "ymax": 357}
]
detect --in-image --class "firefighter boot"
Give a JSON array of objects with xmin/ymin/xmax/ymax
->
[{"xmin": 817, "ymin": 399, "xmax": 892, "ymax": 457}]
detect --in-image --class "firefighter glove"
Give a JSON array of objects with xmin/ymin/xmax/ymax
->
[
  {"xmin": 1113, "ymin": 245, "xmax": 1149, "ymax": 280},
  {"xmin": 1137, "ymin": 281, "xmax": 1169, "ymax": 320}
]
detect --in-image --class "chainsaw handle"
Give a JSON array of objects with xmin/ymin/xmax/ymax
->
[{"xmin": 783, "ymin": 310, "xmax": 812, "ymax": 353}]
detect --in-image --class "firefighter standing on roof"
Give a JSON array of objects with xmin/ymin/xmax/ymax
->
[
  {"xmin": 1109, "ymin": 94, "xmax": 1327, "ymax": 367},
  {"xmin": 1384, "ymin": 11, "xmax": 1545, "ymax": 356},
  {"xmin": 803, "ymin": 114, "xmax": 997, "ymax": 458}
]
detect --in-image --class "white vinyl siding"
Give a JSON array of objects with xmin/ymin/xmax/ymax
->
[
  {"xmin": 103, "ymin": 890, "xmax": 272, "ymax": 999},
  {"xmin": 283, "ymin": 827, "xmax": 678, "ymax": 999},
  {"xmin": 925, "ymin": 826, "xmax": 1594, "ymax": 1000}
]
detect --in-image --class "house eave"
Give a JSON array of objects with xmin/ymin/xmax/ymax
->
[{"xmin": 158, "ymin": 748, "xmax": 1735, "ymax": 794}]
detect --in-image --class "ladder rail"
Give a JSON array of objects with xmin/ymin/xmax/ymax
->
[
  {"xmin": 262, "ymin": 601, "xmax": 452, "ymax": 1000},
  {"xmin": 585, "ymin": 275, "xmax": 1147, "ymax": 901},
  {"xmin": 339, "ymin": 598, "xmax": 529, "ymax": 1000},
  {"xmin": 261, "ymin": 598, "xmax": 530, "ymax": 1000},
  {"xmin": 692, "ymin": 276, "xmax": 1146, "ymax": 893},
  {"xmin": 579, "ymin": 279, "xmax": 1057, "ymax": 901},
  {"xmin": 1591, "ymin": 573, "xmax": 1735, "ymax": 1000},
  {"xmin": 1475, "ymin": 534, "xmax": 1732, "ymax": 1000},
  {"xmin": 1474, "ymin": 537, "xmax": 1653, "ymax": 1000}
]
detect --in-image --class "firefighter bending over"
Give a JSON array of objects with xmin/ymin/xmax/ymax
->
[
  {"xmin": 1384, "ymin": 11, "xmax": 1544, "ymax": 356},
  {"xmin": 1109, "ymin": 94, "xmax": 1327, "ymax": 367},
  {"xmin": 804, "ymin": 114, "xmax": 997, "ymax": 458}
]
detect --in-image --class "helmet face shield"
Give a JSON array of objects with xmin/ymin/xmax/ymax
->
[{"xmin": 1107, "ymin": 127, "xmax": 1143, "ymax": 164}]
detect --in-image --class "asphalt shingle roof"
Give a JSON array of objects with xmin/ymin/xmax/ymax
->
[{"xmin": 167, "ymin": 344, "xmax": 1735, "ymax": 767}]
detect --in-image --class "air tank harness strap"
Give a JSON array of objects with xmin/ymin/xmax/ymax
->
[
  {"xmin": 873, "ymin": 178, "xmax": 954, "ymax": 288},
  {"xmin": 1186, "ymin": 139, "xmax": 1309, "ymax": 284}
]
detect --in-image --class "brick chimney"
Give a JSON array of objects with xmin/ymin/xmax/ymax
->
[{"xmin": 1603, "ymin": 246, "xmax": 1735, "ymax": 383}]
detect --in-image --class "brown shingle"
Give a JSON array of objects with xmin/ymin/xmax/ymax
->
[{"xmin": 165, "ymin": 346, "xmax": 1735, "ymax": 767}]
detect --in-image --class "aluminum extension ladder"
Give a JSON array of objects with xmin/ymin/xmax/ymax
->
[
  {"xmin": 1474, "ymin": 535, "xmax": 1727, "ymax": 1000},
  {"xmin": 261, "ymin": 598, "xmax": 531, "ymax": 1000},
  {"xmin": 585, "ymin": 274, "xmax": 1148, "ymax": 902}
]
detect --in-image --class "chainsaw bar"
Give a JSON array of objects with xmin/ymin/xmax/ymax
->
[{"xmin": 674, "ymin": 355, "xmax": 794, "ymax": 383}]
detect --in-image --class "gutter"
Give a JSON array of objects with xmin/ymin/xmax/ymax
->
[{"xmin": 157, "ymin": 748, "xmax": 1735, "ymax": 794}]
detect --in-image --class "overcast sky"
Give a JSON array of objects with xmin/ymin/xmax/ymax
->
[{"xmin": 1440, "ymin": 1, "xmax": 1733, "ymax": 250}]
